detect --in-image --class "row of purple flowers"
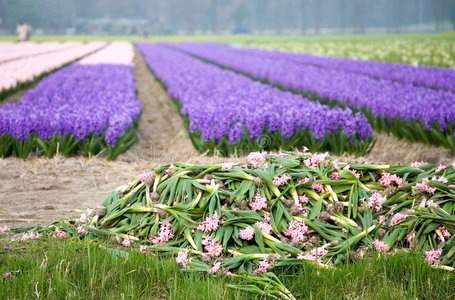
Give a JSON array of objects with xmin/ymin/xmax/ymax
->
[
  {"xmin": 0, "ymin": 64, "xmax": 141, "ymax": 159},
  {"xmin": 225, "ymin": 44, "xmax": 455, "ymax": 93}
]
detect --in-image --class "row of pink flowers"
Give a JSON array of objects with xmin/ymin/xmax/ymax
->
[
  {"xmin": 0, "ymin": 42, "xmax": 106, "ymax": 92},
  {"xmin": 78, "ymin": 42, "xmax": 134, "ymax": 66},
  {"xmin": 0, "ymin": 41, "xmax": 79, "ymax": 63}
]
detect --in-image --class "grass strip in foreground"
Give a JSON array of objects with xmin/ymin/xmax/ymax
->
[{"xmin": 0, "ymin": 238, "xmax": 454, "ymax": 299}]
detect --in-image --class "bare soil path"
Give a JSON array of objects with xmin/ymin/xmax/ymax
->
[{"xmin": 0, "ymin": 48, "xmax": 453, "ymax": 228}]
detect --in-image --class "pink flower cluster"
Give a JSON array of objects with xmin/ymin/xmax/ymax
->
[
  {"xmin": 255, "ymin": 221, "xmax": 272, "ymax": 235},
  {"xmin": 424, "ymin": 248, "xmax": 443, "ymax": 265},
  {"xmin": 13, "ymin": 232, "xmax": 42, "ymax": 241},
  {"xmin": 79, "ymin": 208, "xmax": 95, "ymax": 223},
  {"xmin": 298, "ymin": 195, "xmax": 309, "ymax": 204},
  {"xmin": 272, "ymin": 174, "xmax": 291, "ymax": 186},
  {"xmin": 329, "ymin": 173, "xmax": 342, "ymax": 180},
  {"xmin": 367, "ymin": 192, "xmax": 386, "ymax": 212},
  {"xmin": 208, "ymin": 262, "xmax": 221, "ymax": 274},
  {"xmin": 304, "ymin": 153, "xmax": 328, "ymax": 169},
  {"xmin": 122, "ymin": 238, "xmax": 132, "ymax": 247},
  {"xmin": 435, "ymin": 164, "xmax": 446, "ymax": 173},
  {"xmin": 438, "ymin": 226, "xmax": 452, "ymax": 240},
  {"xmin": 220, "ymin": 162, "xmax": 233, "ymax": 170},
  {"xmin": 426, "ymin": 199, "xmax": 438, "ymax": 207},
  {"xmin": 379, "ymin": 171, "xmax": 404, "ymax": 187},
  {"xmin": 202, "ymin": 236, "xmax": 223, "ymax": 257},
  {"xmin": 198, "ymin": 212, "xmax": 221, "ymax": 232},
  {"xmin": 297, "ymin": 177, "xmax": 310, "ymax": 184},
  {"xmin": 410, "ymin": 161, "xmax": 428, "ymax": 167},
  {"xmin": 176, "ymin": 251, "xmax": 191, "ymax": 269},
  {"xmin": 138, "ymin": 171, "xmax": 155, "ymax": 183},
  {"xmin": 152, "ymin": 222, "xmax": 174, "ymax": 244},
  {"xmin": 311, "ymin": 182, "xmax": 326, "ymax": 193},
  {"xmin": 431, "ymin": 176, "xmax": 448, "ymax": 184},
  {"xmin": 412, "ymin": 178, "xmax": 436, "ymax": 194},
  {"xmin": 299, "ymin": 208, "xmax": 310, "ymax": 216},
  {"xmin": 239, "ymin": 226, "xmax": 255, "ymax": 240},
  {"xmin": 332, "ymin": 159, "xmax": 341, "ymax": 170},
  {"xmin": 297, "ymin": 247, "xmax": 328, "ymax": 263},
  {"xmin": 373, "ymin": 240, "xmax": 390, "ymax": 253},
  {"xmin": 356, "ymin": 249, "xmax": 365, "ymax": 259},
  {"xmin": 257, "ymin": 258, "xmax": 275, "ymax": 273},
  {"xmin": 348, "ymin": 168, "xmax": 360, "ymax": 179},
  {"xmin": 250, "ymin": 190, "xmax": 268, "ymax": 211},
  {"xmin": 52, "ymin": 227, "xmax": 69, "ymax": 238},
  {"xmin": 389, "ymin": 213, "xmax": 410, "ymax": 226},
  {"xmin": 77, "ymin": 226, "xmax": 88, "ymax": 234},
  {"xmin": 283, "ymin": 220, "xmax": 308, "ymax": 242},
  {"xmin": 2, "ymin": 272, "xmax": 13, "ymax": 279},
  {"xmin": 0, "ymin": 225, "xmax": 10, "ymax": 233},
  {"xmin": 407, "ymin": 232, "xmax": 416, "ymax": 248},
  {"xmin": 247, "ymin": 151, "xmax": 267, "ymax": 168}
]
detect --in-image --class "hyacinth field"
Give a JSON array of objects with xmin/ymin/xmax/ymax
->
[
  {"xmin": 1, "ymin": 34, "xmax": 455, "ymax": 299},
  {"xmin": 0, "ymin": 42, "xmax": 141, "ymax": 160}
]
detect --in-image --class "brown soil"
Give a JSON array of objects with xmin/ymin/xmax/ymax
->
[{"xmin": 0, "ymin": 48, "xmax": 453, "ymax": 228}]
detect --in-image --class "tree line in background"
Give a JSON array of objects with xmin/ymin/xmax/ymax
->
[{"xmin": 0, "ymin": 0, "xmax": 454, "ymax": 35}]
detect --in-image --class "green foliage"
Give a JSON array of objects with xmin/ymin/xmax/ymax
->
[{"xmin": 0, "ymin": 121, "xmax": 138, "ymax": 160}]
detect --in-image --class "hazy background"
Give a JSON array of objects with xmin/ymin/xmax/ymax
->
[{"xmin": 0, "ymin": 0, "xmax": 454, "ymax": 36}]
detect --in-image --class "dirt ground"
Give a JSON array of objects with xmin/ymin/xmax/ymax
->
[{"xmin": 0, "ymin": 49, "xmax": 453, "ymax": 228}]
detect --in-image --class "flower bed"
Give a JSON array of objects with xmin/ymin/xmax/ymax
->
[
  {"xmin": 136, "ymin": 43, "xmax": 373, "ymax": 156},
  {"xmin": 0, "ymin": 42, "xmax": 106, "ymax": 99},
  {"xmin": 226, "ymin": 44, "xmax": 455, "ymax": 92},
  {"xmin": 0, "ymin": 41, "xmax": 81, "ymax": 63},
  {"xmin": 168, "ymin": 42, "xmax": 455, "ymax": 153},
  {"xmin": 0, "ymin": 42, "xmax": 141, "ymax": 160}
]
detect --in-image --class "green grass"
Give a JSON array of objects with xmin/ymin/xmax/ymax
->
[{"xmin": 1, "ymin": 238, "xmax": 454, "ymax": 299}]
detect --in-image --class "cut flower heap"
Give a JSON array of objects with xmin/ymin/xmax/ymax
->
[{"xmin": 11, "ymin": 151, "xmax": 455, "ymax": 300}]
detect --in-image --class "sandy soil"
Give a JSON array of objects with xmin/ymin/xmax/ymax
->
[{"xmin": 0, "ymin": 48, "xmax": 453, "ymax": 228}]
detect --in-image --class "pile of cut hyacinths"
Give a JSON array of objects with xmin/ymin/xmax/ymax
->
[{"xmin": 15, "ymin": 150, "xmax": 455, "ymax": 299}]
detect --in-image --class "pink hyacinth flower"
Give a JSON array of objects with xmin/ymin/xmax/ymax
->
[
  {"xmin": 247, "ymin": 152, "xmax": 267, "ymax": 168},
  {"xmin": 0, "ymin": 225, "xmax": 11, "ymax": 233},
  {"xmin": 152, "ymin": 222, "xmax": 174, "ymax": 244},
  {"xmin": 250, "ymin": 190, "xmax": 268, "ymax": 211},
  {"xmin": 198, "ymin": 212, "xmax": 221, "ymax": 232},
  {"xmin": 367, "ymin": 192, "xmax": 386, "ymax": 212},
  {"xmin": 424, "ymin": 249, "xmax": 443, "ymax": 265},
  {"xmin": 283, "ymin": 220, "xmax": 308, "ymax": 242},
  {"xmin": 373, "ymin": 240, "xmax": 389, "ymax": 253},
  {"xmin": 220, "ymin": 162, "xmax": 233, "ymax": 170},
  {"xmin": 176, "ymin": 251, "xmax": 190, "ymax": 269},
  {"xmin": 122, "ymin": 238, "xmax": 131, "ymax": 247},
  {"xmin": 208, "ymin": 262, "xmax": 221, "ymax": 274},
  {"xmin": 239, "ymin": 226, "xmax": 255, "ymax": 240},
  {"xmin": 138, "ymin": 171, "xmax": 155, "ymax": 183}
]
